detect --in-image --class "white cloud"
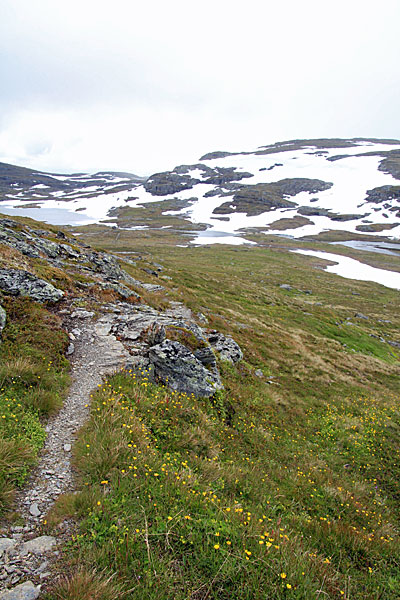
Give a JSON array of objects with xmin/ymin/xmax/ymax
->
[{"xmin": 0, "ymin": 0, "xmax": 399, "ymax": 174}]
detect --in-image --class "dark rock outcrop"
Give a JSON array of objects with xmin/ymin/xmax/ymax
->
[
  {"xmin": 144, "ymin": 172, "xmax": 200, "ymax": 196},
  {"xmin": 207, "ymin": 331, "xmax": 243, "ymax": 363},
  {"xmin": 86, "ymin": 252, "xmax": 125, "ymax": 280},
  {"xmin": 213, "ymin": 179, "xmax": 333, "ymax": 216},
  {"xmin": 378, "ymin": 152, "xmax": 400, "ymax": 180},
  {"xmin": 148, "ymin": 340, "xmax": 222, "ymax": 397},
  {"xmin": 194, "ymin": 346, "xmax": 217, "ymax": 368},
  {"xmin": 143, "ymin": 164, "xmax": 252, "ymax": 197},
  {"xmin": 199, "ymin": 151, "xmax": 234, "ymax": 161},
  {"xmin": 364, "ymin": 185, "xmax": 400, "ymax": 205},
  {"xmin": 0, "ymin": 269, "xmax": 64, "ymax": 303}
]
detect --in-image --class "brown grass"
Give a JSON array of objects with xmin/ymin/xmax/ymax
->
[
  {"xmin": 0, "ymin": 439, "xmax": 34, "ymax": 511},
  {"xmin": 0, "ymin": 243, "xmax": 29, "ymax": 270},
  {"xmin": 47, "ymin": 567, "xmax": 124, "ymax": 600}
]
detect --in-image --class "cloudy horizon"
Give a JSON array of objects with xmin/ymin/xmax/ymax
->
[{"xmin": 1, "ymin": 0, "xmax": 399, "ymax": 176}]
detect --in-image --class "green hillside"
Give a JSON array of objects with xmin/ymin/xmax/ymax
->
[{"xmin": 0, "ymin": 215, "xmax": 399, "ymax": 599}]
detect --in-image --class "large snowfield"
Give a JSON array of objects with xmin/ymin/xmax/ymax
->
[{"xmin": 2, "ymin": 140, "xmax": 400, "ymax": 290}]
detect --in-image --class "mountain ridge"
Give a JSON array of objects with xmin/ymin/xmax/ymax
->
[{"xmin": 1, "ymin": 138, "xmax": 400, "ymax": 242}]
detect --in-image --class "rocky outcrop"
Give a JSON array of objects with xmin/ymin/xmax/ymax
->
[
  {"xmin": 148, "ymin": 340, "xmax": 222, "ymax": 397},
  {"xmin": 201, "ymin": 167, "xmax": 252, "ymax": 186},
  {"xmin": 207, "ymin": 331, "xmax": 243, "ymax": 363},
  {"xmin": 213, "ymin": 179, "xmax": 333, "ymax": 216},
  {"xmin": 109, "ymin": 301, "xmax": 243, "ymax": 397},
  {"xmin": 364, "ymin": 185, "xmax": 400, "ymax": 205},
  {"xmin": 143, "ymin": 164, "xmax": 252, "ymax": 197},
  {"xmin": 378, "ymin": 152, "xmax": 400, "ymax": 180},
  {"xmin": 0, "ymin": 220, "xmax": 80, "ymax": 262},
  {"xmin": 0, "ymin": 219, "xmax": 147, "ymax": 300},
  {"xmin": 199, "ymin": 150, "xmax": 234, "ymax": 160},
  {"xmin": 96, "ymin": 281, "xmax": 140, "ymax": 300},
  {"xmin": 85, "ymin": 252, "xmax": 126, "ymax": 280},
  {"xmin": 144, "ymin": 172, "xmax": 200, "ymax": 196},
  {"xmin": 0, "ymin": 269, "xmax": 64, "ymax": 303}
]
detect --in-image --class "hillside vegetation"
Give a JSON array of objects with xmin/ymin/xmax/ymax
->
[
  {"xmin": 0, "ymin": 215, "xmax": 399, "ymax": 599},
  {"xmin": 47, "ymin": 236, "xmax": 400, "ymax": 599}
]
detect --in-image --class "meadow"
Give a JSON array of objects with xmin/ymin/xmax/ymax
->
[{"xmin": 40, "ymin": 232, "xmax": 400, "ymax": 599}]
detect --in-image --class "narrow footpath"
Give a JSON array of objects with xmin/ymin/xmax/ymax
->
[{"xmin": 0, "ymin": 309, "xmax": 130, "ymax": 599}]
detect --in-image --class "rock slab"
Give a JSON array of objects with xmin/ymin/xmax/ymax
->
[
  {"xmin": 20, "ymin": 536, "xmax": 56, "ymax": 556},
  {"xmin": 0, "ymin": 269, "xmax": 64, "ymax": 303},
  {"xmin": 0, "ymin": 581, "xmax": 40, "ymax": 600},
  {"xmin": 149, "ymin": 340, "xmax": 222, "ymax": 397}
]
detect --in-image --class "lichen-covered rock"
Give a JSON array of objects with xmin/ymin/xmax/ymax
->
[
  {"xmin": 20, "ymin": 535, "xmax": 56, "ymax": 556},
  {"xmin": 0, "ymin": 269, "xmax": 64, "ymax": 302},
  {"xmin": 0, "ymin": 581, "xmax": 40, "ymax": 600},
  {"xmin": 149, "ymin": 340, "xmax": 222, "ymax": 397},
  {"xmin": 86, "ymin": 252, "xmax": 125, "ymax": 280},
  {"xmin": 144, "ymin": 322, "xmax": 166, "ymax": 346},
  {"xmin": 98, "ymin": 281, "xmax": 140, "ymax": 299},
  {"xmin": 194, "ymin": 346, "xmax": 217, "ymax": 368},
  {"xmin": 207, "ymin": 331, "xmax": 243, "ymax": 363}
]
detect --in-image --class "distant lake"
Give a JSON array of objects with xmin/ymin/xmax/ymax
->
[
  {"xmin": 331, "ymin": 240, "xmax": 400, "ymax": 256},
  {"xmin": 0, "ymin": 206, "xmax": 93, "ymax": 225}
]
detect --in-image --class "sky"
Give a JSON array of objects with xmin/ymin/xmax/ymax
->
[{"xmin": 0, "ymin": 0, "xmax": 399, "ymax": 176}]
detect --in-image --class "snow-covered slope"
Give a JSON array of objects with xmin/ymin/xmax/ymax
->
[
  {"xmin": 137, "ymin": 139, "xmax": 400, "ymax": 242},
  {"xmin": 1, "ymin": 139, "xmax": 400, "ymax": 241},
  {"xmin": 0, "ymin": 162, "xmax": 144, "ymax": 225}
]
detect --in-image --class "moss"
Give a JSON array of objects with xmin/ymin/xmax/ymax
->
[{"xmin": 165, "ymin": 325, "xmax": 206, "ymax": 352}]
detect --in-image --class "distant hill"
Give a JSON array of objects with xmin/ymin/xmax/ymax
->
[{"xmin": 1, "ymin": 138, "xmax": 400, "ymax": 241}]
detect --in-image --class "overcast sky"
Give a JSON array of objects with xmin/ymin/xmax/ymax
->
[{"xmin": 0, "ymin": 0, "xmax": 399, "ymax": 176}]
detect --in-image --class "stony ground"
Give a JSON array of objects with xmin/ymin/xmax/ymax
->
[{"xmin": 0, "ymin": 306, "xmax": 131, "ymax": 599}]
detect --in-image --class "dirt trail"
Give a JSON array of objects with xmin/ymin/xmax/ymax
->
[{"xmin": 0, "ymin": 310, "xmax": 130, "ymax": 596}]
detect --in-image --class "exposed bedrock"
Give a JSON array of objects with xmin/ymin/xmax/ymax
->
[
  {"xmin": 148, "ymin": 340, "xmax": 223, "ymax": 398},
  {"xmin": 144, "ymin": 164, "xmax": 253, "ymax": 196},
  {"xmin": 364, "ymin": 185, "xmax": 400, "ymax": 205},
  {"xmin": 0, "ymin": 269, "xmax": 64, "ymax": 303},
  {"xmin": 213, "ymin": 179, "xmax": 333, "ymax": 216}
]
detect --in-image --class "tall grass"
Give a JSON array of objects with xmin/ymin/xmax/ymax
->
[
  {"xmin": 48, "ymin": 369, "xmax": 399, "ymax": 599},
  {"xmin": 0, "ymin": 295, "xmax": 70, "ymax": 514}
]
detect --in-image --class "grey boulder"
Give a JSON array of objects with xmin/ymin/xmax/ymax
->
[
  {"xmin": 0, "ymin": 582, "xmax": 40, "ymax": 600},
  {"xmin": 0, "ymin": 269, "xmax": 64, "ymax": 303},
  {"xmin": 149, "ymin": 340, "xmax": 222, "ymax": 398},
  {"xmin": 0, "ymin": 538, "xmax": 17, "ymax": 556},
  {"xmin": 207, "ymin": 331, "xmax": 243, "ymax": 363},
  {"xmin": 20, "ymin": 535, "xmax": 56, "ymax": 556}
]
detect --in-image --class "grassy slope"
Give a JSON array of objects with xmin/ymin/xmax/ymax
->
[
  {"xmin": 0, "ymin": 296, "xmax": 70, "ymax": 514},
  {"xmin": 43, "ymin": 239, "xmax": 400, "ymax": 599}
]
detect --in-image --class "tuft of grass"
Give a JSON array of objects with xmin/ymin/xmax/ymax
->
[
  {"xmin": 45, "ymin": 567, "xmax": 124, "ymax": 600},
  {"xmin": 0, "ymin": 439, "xmax": 35, "ymax": 511}
]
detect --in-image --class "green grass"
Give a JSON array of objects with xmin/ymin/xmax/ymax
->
[
  {"xmin": 45, "ymin": 369, "xmax": 399, "ymax": 599},
  {"xmin": 0, "ymin": 218, "xmax": 398, "ymax": 597},
  {"xmin": 41, "ymin": 236, "xmax": 400, "ymax": 599},
  {"xmin": 0, "ymin": 295, "xmax": 70, "ymax": 513}
]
